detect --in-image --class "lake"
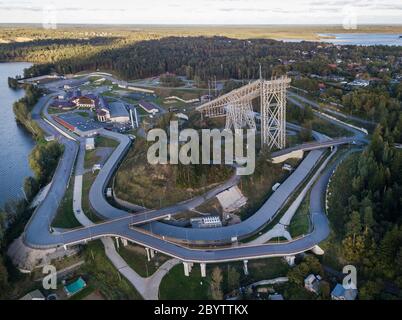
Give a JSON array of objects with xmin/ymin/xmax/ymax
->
[
  {"xmin": 318, "ymin": 33, "xmax": 402, "ymax": 46},
  {"xmin": 281, "ymin": 33, "xmax": 402, "ymax": 46},
  {"xmin": 0, "ymin": 62, "xmax": 35, "ymax": 208}
]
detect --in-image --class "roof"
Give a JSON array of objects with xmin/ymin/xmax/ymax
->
[
  {"xmin": 109, "ymin": 102, "xmax": 130, "ymax": 119},
  {"xmin": 269, "ymin": 294, "xmax": 284, "ymax": 300},
  {"xmin": 139, "ymin": 100, "xmax": 158, "ymax": 112},
  {"xmin": 56, "ymin": 113, "xmax": 102, "ymax": 133},
  {"xmin": 331, "ymin": 284, "xmax": 358, "ymax": 300}
]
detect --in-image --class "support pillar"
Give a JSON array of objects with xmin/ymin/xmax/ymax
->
[
  {"xmin": 150, "ymin": 249, "xmax": 155, "ymax": 258},
  {"xmin": 145, "ymin": 248, "xmax": 151, "ymax": 262},
  {"xmin": 115, "ymin": 237, "xmax": 120, "ymax": 249},
  {"xmin": 121, "ymin": 238, "xmax": 128, "ymax": 247},
  {"xmin": 183, "ymin": 262, "xmax": 191, "ymax": 277},
  {"xmin": 284, "ymin": 255, "xmax": 296, "ymax": 266},
  {"xmin": 200, "ymin": 263, "xmax": 207, "ymax": 278},
  {"xmin": 243, "ymin": 260, "xmax": 249, "ymax": 275}
]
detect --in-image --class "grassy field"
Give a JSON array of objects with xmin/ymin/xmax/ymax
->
[
  {"xmin": 159, "ymin": 264, "xmax": 212, "ymax": 300},
  {"xmin": 95, "ymin": 136, "xmax": 119, "ymax": 148},
  {"xmin": 79, "ymin": 241, "xmax": 143, "ymax": 300},
  {"xmin": 114, "ymin": 138, "xmax": 233, "ymax": 209},
  {"xmin": 117, "ymin": 244, "xmax": 170, "ymax": 277},
  {"xmin": 84, "ymin": 149, "xmax": 102, "ymax": 170},
  {"xmin": 159, "ymin": 257, "xmax": 290, "ymax": 299},
  {"xmin": 52, "ymin": 177, "xmax": 81, "ymax": 228},
  {"xmin": 82, "ymin": 172, "xmax": 103, "ymax": 223},
  {"xmin": 288, "ymin": 196, "xmax": 311, "ymax": 238}
]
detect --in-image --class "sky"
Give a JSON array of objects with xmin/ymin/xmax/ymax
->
[{"xmin": 0, "ymin": 0, "xmax": 401, "ymax": 25}]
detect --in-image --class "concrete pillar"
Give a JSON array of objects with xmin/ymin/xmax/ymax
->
[
  {"xmin": 284, "ymin": 255, "xmax": 296, "ymax": 266},
  {"xmin": 145, "ymin": 248, "xmax": 151, "ymax": 262},
  {"xmin": 63, "ymin": 245, "xmax": 67, "ymax": 251},
  {"xmin": 121, "ymin": 238, "xmax": 128, "ymax": 247},
  {"xmin": 115, "ymin": 237, "xmax": 120, "ymax": 249},
  {"xmin": 200, "ymin": 263, "xmax": 207, "ymax": 278},
  {"xmin": 243, "ymin": 260, "xmax": 249, "ymax": 275},
  {"xmin": 183, "ymin": 262, "xmax": 191, "ymax": 277},
  {"xmin": 150, "ymin": 249, "xmax": 155, "ymax": 258}
]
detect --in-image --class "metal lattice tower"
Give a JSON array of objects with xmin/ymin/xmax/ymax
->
[{"xmin": 196, "ymin": 76, "xmax": 291, "ymax": 150}]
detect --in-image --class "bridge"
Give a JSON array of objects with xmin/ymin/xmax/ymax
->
[{"xmin": 197, "ymin": 77, "xmax": 291, "ymax": 149}]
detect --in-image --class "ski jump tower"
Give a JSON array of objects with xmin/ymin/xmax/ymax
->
[{"xmin": 196, "ymin": 76, "xmax": 291, "ymax": 150}]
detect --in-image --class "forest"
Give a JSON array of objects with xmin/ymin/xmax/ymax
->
[{"xmin": 327, "ymin": 124, "xmax": 402, "ymax": 299}]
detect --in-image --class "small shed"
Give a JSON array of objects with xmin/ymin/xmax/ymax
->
[{"xmin": 86, "ymin": 137, "xmax": 95, "ymax": 150}]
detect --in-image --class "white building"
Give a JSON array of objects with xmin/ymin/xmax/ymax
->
[
  {"xmin": 85, "ymin": 138, "xmax": 95, "ymax": 150},
  {"xmin": 191, "ymin": 216, "xmax": 222, "ymax": 228},
  {"xmin": 304, "ymin": 274, "xmax": 321, "ymax": 294},
  {"xmin": 108, "ymin": 102, "xmax": 130, "ymax": 123}
]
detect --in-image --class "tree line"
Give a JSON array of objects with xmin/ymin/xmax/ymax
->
[{"xmin": 327, "ymin": 124, "xmax": 402, "ymax": 299}]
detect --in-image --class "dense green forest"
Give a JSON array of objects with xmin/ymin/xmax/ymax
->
[{"xmin": 327, "ymin": 125, "xmax": 402, "ymax": 299}]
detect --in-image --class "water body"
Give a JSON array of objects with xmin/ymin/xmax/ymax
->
[
  {"xmin": 0, "ymin": 62, "xmax": 34, "ymax": 208},
  {"xmin": 318, "ymin": 33, "xmax": 402, "ymax": 46},
  {"xmin": 281, "ymin": 33, "xmax": 402, "ymax": 46}
]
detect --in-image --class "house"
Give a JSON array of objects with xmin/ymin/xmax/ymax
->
[
  {"xmin": 139, "ymin": 100, "xmax": 159, "ymax": 115},
  {"xmin": 73, "ymin": 95, "xmax": 96, "ymax": 109},
  {"xmin": 304, "ymin": 274, "xmax": 321, "ymax": 294},
  {"xmin": 331, "ymin": 284, "xmax": 358, "ymax": 300},
  {"xmin": 85, "ymin": 137, "xmax": 95, "ymax": 150}
]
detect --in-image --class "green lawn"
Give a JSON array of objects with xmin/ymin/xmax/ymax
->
[
  {"xmin": 84, "ymin": 149, "xmax": 102, "ymax": 170},
  {"xmin": 159, "ymin": 264, "xmax": 212, "ymax": 300},
  {"xmin": 288, "ymin": 196, "xmax": 311, "ymax": 237},
  {"xmin": 95, "ymin": 136, "xmax": 119, "ymax": 148},
  {"xmin": 82, "ymin": 172, "xmax": 103, "ymax": 223},
  {"xmin": 159, "ymin": 257, "xmax": 290, "ymax": 300},
  {"xmin": 80, "ymin": 241, "xmax": 143, "ymax": 300},
  {"xmin": 52, "ymin": 177, "xmax": 81, "ymax": 228},
  {"xmin": 117, "ymin": 244, "xmax": 170, "ymax": 277}
]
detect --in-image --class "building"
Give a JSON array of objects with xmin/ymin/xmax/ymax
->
[
  {"xmin": 53, "ymin": 113, "xmax": 102, "ymax": 137},
  {"xmin": 85, "ymin": 137, "xmax": 95, "ymax": 150},
  {"xmin": 73, "ymin": 95, "xmax": 96, "ymax": 109},
  {"xmin": 108, "ymin": 102, "xmax": 130, "ymax": 123},
  {"xmin": 304, "ymin": 274, "xmax": 321, "ymax": 294},
  {"xmin": 331, "ymin": 284, "xmax": 358, "ymax": 300},
  {"xmin": 191, "ymin": 216, "xmax": 222, "ymax": 229},
  {"xmin": 139, "ymin": 100, "xmax": 159, "ymax": 115}
]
